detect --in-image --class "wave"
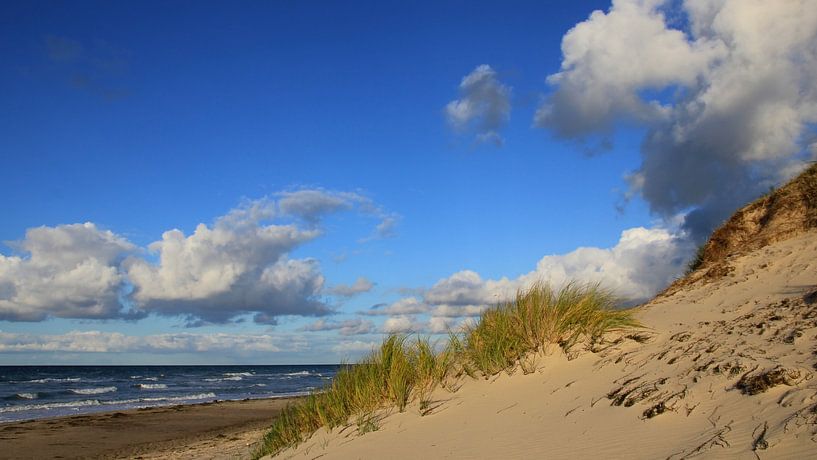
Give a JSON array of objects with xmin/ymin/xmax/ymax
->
[
  {"xmin": 140, "ymin": 393, "xmax": 216, "ymax": 403},
  {"xmin": 70, "ymin": 387, "xmax": 117, "ymax": 395},
  {"xmin": 7, "ymin": 393, "xmax": 39, "ymax": 400},
  {"xmin": 204, "ymin": 376, "xmax": 242, "ymax": 382},
  {"xmin": 224, "ymin": 372, "xmax": 253, "ymax": 377},
  {"xmin": 27, "ymin": 378, "xmax": 82, "ymax": 384},
  {"xmin": 135, "ymin": 383, "xmax": 167, "ymax": 389},
  {"xmin": 282, "ymin": 371, "xmax": 312, "ymax": 377},
  {"xmin": 0, "ymin": 399, "xmax": 101, "ymax": 414},
  {"xmin": 0, "ymin": 392, "xmax": 218, "ymax": 415}
]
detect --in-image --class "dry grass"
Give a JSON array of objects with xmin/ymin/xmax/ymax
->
[
  {"xmin": 254, "ymin": 282, "xmax": 638, "ymax": 458},
  {"xmin": 453, "ymin": 282, "xmax": 638, "ymax": 376}
]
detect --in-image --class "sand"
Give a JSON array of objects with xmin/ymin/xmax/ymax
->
[
  {"xmin": 0, "ymin": 397, "xmax": 297, "ymax": 459},
  {"xmin": 276, "ymin": 230, "xmax": 817, "ymax": 459}
]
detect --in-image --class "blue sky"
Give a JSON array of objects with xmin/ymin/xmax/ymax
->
[{"xmin": 2, "ymin": 1, "xmax": 815, "ymax": 364}]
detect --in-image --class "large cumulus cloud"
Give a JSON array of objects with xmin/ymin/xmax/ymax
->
[
  {"xmin": 126, "ymin": 207, "xmax": 326, "ymax": 324},
  {"xmin": 537, "ymin": 0, "xmax": 817, "ymax": 241},
  {"xmin": 0, "ymin": 189, "xmax": 391, "ymax": 325},
  {"xmin": 0, "ymin": 223, "xmax": 136, "ymax": 321}
]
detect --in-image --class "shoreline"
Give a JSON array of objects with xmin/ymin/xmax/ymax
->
[{"xmin": 0, "ymin": 396, "xmax": 299, "ymax": 459}]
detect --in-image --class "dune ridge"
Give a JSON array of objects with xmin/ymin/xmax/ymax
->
[{"xmin": 271, "ymin": 165, "xmax": 817, "ymax": 458}]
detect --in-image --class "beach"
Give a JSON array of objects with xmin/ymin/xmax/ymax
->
[
  {"xmin": 1, "ymin": 397, "xmax": 296, "ymax": 459},
  {"xmin": 275, "ymin": 228, "xmax": 817, "ymax": 459}
]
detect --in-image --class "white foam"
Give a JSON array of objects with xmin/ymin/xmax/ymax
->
[
  {"xmin": 0, "ymin": 399, "xmax": 100, "ymax": 413},
  {"xmin": 283, "ymin": 371, "xmax": 311, "ymax": 377},
  {"xmin": 224, "ymin": 372, "xmax": 253, "ymax": 377},
  {"xmin": 16, "ymin": 393, "xmax": 38, "ymax": 400},
  {"xmin": 27, "ymin": 378, "xmax": 81, "ymax": 384},
  {"xmin": 136, "ymin": 383, "xmax": 167, "ymax": 389},
  {"xmin": 204, "ymin": 376, "xmax": 242, "ymax": 382},
  {"xmin": 140, "ymin": 392, "xmax": 216, "ymax": 403},
  {"xmin": 70, "ymin": 386, "xmax": 117, "ymax": 395}
]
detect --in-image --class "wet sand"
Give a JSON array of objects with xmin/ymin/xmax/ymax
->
[{"xmin": 1, "ymin": 397, "xmax": 298, "ymax": 459}]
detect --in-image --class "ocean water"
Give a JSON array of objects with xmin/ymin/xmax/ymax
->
[{"xmin": 0, "ymin": 365, "xmax": 339, "ymax": 423}]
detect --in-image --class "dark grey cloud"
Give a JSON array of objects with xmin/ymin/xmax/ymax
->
[
  {"xmin": 42, "ymin": 35, "xmax": 130, "ymax": 101},
  {"xmin": 446, "ymin": 65, "xmax": 512, "ymax": 146}
]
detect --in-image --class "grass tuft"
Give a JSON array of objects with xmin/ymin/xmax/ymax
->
[
  {"xmin": 685, "ymin": 244, "xmax": 707, "ymax": 275},
  {"xmin": 455, "ymin": 282, "xmax": 637, "ymax": 376},
  {"xmin": 254, "ymin": 282, "xmax": 639, "ymax": 458}
]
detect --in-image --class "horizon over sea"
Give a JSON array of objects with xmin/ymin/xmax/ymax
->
[{"xmin": 0, "ymin": 365, "xmax": 340, "ymax": 423}]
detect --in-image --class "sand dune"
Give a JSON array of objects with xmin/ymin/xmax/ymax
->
[{"xmin": 278, "ymin": 229, "xmax": 817, "ymax": 459}]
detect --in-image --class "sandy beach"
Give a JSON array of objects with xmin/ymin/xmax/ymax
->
[
  {"xmin": 274, "ymin": 229, "xmax": 817, "ymax": 458},
  {"xmin": 0, "ymin": 397, "xmax": 297, "ymax": 459}
]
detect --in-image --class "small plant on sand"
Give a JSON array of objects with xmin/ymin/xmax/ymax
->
[
  {"xmin": 685, "ymin": 244, "xmax": 707, "ymax": 275},
  {"xmin": 255, "ymin": 282, "xmax": 639, "ymax": 458}
]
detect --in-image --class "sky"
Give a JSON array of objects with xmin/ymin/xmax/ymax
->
[{"xmin": 1, "ymin": 0, "xmax": 815, "ymax": 364}]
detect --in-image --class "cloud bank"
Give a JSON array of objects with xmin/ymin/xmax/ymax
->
[
  {"xmin": 0, "ymin": 190, "xmax": 392, "ymax": 325},
  {"xmin": 446, "ymin": 65, "xmax": 512, "ymax": 146},
  {"xmin": 364, "ymin": 225, "xmax": 691, "ymax": 335},
  {"xmin": 0, "ymin": 330, "xmax": 286, "ymax": 354},
  {"xmin": 537, "ymin": 0, "xmax": 817, "ymax": 241}
]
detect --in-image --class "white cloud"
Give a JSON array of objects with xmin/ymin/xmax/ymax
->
[
  {"xmin": 126, "ymin": 206, "xmax": 327, "ymax": 324},
  {"xmin": 385, "ymin": 225, "xmax": 691, "ymax": 330},
  {"xmin": 537, "ymin": 0, "xmax": 817, "ymax": 240},
  {"xmin": 299, "ymin": 318, "xmax": 375, "ymax": 336},
  {"xmin": 382, "ymin": 315, "xmax": 420, "ymax": 334},
  {"xmin": 324, "ymin": 226, "xmax": 688, "ymax": 337},
  {"xmin": 0, "ymin": 223, "xmax": 136, "ymax": 321},
  {"xmin": 528, "ymin": 226, "xmax": 692, "ymax": 301},
  {"xmin": 536, "ymin": 0, "xmax": 725, "ymax": 139},
  {"xmin": 328, "ymin": 277, "xmax": 374, "ymax": 298},
  {"xmin": 430, "ymin": 304, "xmax": 488, "ymax": 318},
  {"xmin": 278, "ymin": 189, "xmax": 400, "ymax": 239},
  {"xmin": 0, "ymin": 330, "xmax": 283, "ymax": 353},
  {"xmin": 428, "ymin": 316, "xmax": 456, "ymax": 334},
  {"xmin": 374, "ymin": 215, "xmax": 399, "ymax": 239},
  {"xmin": 0, "ymin": 190, "xmax": 396, "ymax": 324},
  {"xmin": 362, "ymin": 297, "xmax": 430, "ymax": 316},
  {"xmin": 331, "ymin": 340, "xmax": 378, "ymax": 354},
  {"xmin": 425, "ymin": 270, "xmax": 515, "ymax": 307},
  {"xmin": 277, "ymin": 190, "xmax": 356, "ymax": 224},
  {"xmin": 446, "ymin": 65, "xmax": 511, "ymax": 145}
]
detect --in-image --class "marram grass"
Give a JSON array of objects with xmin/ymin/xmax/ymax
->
[
  {"xmin": 455, "ymin": 282, "xmax": 638, "ymax": 376},
  {"xmin": 254, "ymin": 282, "xmax": 639, "ymax": 458}
]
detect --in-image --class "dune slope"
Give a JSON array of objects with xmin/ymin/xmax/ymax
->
[
  {"xmin": 280, "ymin": 230, "xmax": 817, "ymax": 459},
  {"xmin": 276, "ymin": 165, "xmax": 817, "ymax": 459}
]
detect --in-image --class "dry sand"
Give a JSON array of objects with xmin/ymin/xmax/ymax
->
[
  {"xmin": 1, "ymin": 397, "xmax": 297, "ymax": 459},
  {"xmin": 277, "ymin": 230, "xmax": 817, "ymax": 459}
]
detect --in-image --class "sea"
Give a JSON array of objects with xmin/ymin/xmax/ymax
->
[{"xmin": 0, "ymin": 365, "xmax": 339, "ymax": 423}]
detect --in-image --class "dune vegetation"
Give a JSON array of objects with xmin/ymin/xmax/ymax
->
[{"xmin": 254, "ymin": 282, "xmax": 639, "ymax": 458}]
